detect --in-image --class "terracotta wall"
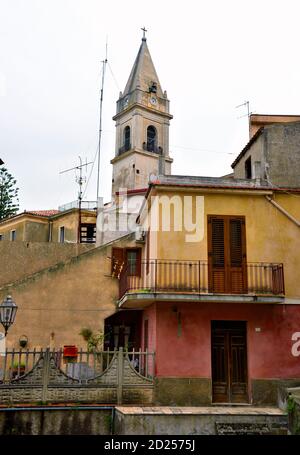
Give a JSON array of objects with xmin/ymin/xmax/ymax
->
[{"xmin": 151, "ymin": 301, "xmax": 300, "ymax": 380}]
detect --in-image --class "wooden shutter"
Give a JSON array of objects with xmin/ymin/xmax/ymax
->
[
  {"xmin": 146, "ymin": 228, "xmax": 150, "ymax": 274},
  {"xmin": 228, "ymin": 218, "xmax": 247, "ymax": 294},
  {"xmin": 111, "ymin": 247, "xmax": 125, "ymax": 276},
  {"xmin": 208, "ymin": 215, "xmax": 247, "ymax": 294},
  {"xmin": 208, "ymin": 217, "xmax": 226, "ymax": 293}
]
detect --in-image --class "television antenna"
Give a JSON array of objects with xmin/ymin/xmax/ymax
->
[
  {"xmin": 59, "ymin": 157, "xmax": 93, "ymax": 242},
  {"xmin": 236, "ymin": 100, "xmax": 251, "ymax": 139}
]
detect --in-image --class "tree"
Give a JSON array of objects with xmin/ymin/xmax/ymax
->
[{"xmin": 0, "ymin": 167, "xmax": 19, "ymax": 220}]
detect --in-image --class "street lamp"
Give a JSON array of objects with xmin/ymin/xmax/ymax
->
[{"xmin": 0, "ymin": 295, "xmax": 18, "ymax": 336}]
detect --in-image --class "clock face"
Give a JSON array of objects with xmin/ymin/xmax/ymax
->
[{"xmin": 150, "ymin": 96, "xmax": 157, "ymax": 106}]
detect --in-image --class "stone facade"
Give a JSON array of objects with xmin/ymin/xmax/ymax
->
[{"xmin": 233, "ymin": 121, "xmax": 300, "ymax": 187}]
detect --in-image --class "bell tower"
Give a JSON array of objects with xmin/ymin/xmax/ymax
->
[{"xmin": 111, "ymin": 32, "xmax": 173, "ymax": 195}]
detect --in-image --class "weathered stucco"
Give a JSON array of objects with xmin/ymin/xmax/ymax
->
[
  {"xmin": 0, "ymin": 242, "xmax": 94, "ymax": 286},
  {"xmin": 0, "ymin": 236, "xmax": 135, "ymax": 349}
]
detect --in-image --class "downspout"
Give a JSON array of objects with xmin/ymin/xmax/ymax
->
[
  {"xmin": 265, "ymin": 196, "xmax": 300, "ymax": 228},
  {"xmin": 48, "ymin": 220, "xmax": 53, "ymax": 242}
]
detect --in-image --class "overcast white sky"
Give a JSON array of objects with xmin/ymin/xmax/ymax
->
[{"xmin": 1, "ymin": 0, "xmax": 300, "ymax": 210}]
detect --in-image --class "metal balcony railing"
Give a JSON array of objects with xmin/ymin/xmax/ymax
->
[
  {"xmin": 118, "ymin": 143, "xmax": 131, "ymax": 155},
  {"xmin": 142, "ymin": 142, "xmax": 163, "ymax": 154},
  {"xmin": 118, "ymin": 260, "xmax": 285, "ymax": 299}
]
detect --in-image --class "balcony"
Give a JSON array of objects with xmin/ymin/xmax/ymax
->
[
  {"xmin": 118, "ymin": 260, "xmax": 285, "ymax": 306},
  {"xmin": 142, "ymin": 142, "xmax": 163, "ymax": 154},
  {"xmin": 119, "ymin": 143, "xmax": 131, "ymax": 155}
]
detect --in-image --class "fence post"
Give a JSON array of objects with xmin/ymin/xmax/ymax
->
[
  {"xmin": 42, "ymin": 348, "xmax": 50, "ymax": 403},
  {"xmin": 117, "ymin": 347, "xmax": 124, "ymax": 405}
]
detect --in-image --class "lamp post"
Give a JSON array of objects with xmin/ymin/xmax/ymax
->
[{"xmin": 0, "ymin": 295, "xmax": 18, "ymax": 336}]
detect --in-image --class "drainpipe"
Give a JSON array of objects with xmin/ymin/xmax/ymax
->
[
  {"xmin": 48, "ymin": 221, "xmax": 53, "ymax": 242},
  {"xmin": 265, "ymin": 196, "xmax": 300, "ymax": 228}
]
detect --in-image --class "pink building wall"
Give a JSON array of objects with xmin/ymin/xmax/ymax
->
[{"xmin": 143, "ymin": 301, "xmax": 300, "ymax": 380}]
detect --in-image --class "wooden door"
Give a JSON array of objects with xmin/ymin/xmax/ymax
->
[
  {"xmin": 208, "ymin": 216, "xmax": 247, "ymax": 293},
  {"xmin": 211, "ymin": 321, "xmax": 248, "ymax": 403}
]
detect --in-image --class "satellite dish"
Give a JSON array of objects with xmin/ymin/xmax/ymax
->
[{"xmin": 149, "ymin": 173, "xmax": 158, "ymax": 182}]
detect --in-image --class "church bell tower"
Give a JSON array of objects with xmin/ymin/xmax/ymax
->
[{"xmin": 111, "ymin": 32, "xmax": 173, "ymax": 195}]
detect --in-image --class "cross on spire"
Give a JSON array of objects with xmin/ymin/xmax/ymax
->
[{"xmin": 141, "ymin": 26, "xmax": 147, "ymax": 41}]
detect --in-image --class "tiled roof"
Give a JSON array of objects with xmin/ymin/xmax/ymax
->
[{"xmin": 26, "ymin": 210, "xmax": 60, "ymax": 217}]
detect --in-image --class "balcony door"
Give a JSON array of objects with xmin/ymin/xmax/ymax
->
[
  {"xmin": 211, "ymin": 321, "xmax": 248, "ymax": 403},
  {"xmin": 208, "ymin": 215, "xmax": 247, "ymax": 294}
]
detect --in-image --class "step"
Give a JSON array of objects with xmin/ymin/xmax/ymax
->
[{"xmin": 114, "ymin": 406, "xmax": 288, "ymax": 435}]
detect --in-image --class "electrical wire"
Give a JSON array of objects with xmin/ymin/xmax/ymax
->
[{"xmin": 108, "ymin": 61, "xmax": 121, "ymax": 92}]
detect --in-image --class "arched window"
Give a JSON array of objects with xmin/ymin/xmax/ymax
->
[
  {"xmin": 147, "ymin": 126, "xmax": 156, "ymax": 152},
  {"xmin": 124, "ymin": 126, "xmax": 131, "ymax": 151}
]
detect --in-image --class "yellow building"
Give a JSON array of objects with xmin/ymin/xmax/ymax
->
[{"xmin": 0, "ymin": 206, "xmax": 96, "ymax": 244}]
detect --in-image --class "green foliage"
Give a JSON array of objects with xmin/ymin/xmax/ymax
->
[
  {"xmin": 79, "ymin": 327, "xmax": 105, "ymax": 352},
  {"xmin": 287, "ymin": 395, "xmax": 296, "ymax": 413},
  {"xmin": 0, "ymin": 167, "xmax": 19, "ymax": 220},
  {"xmin": 79, "ymin": 327, "xmax": 93, "ymax": 342}
]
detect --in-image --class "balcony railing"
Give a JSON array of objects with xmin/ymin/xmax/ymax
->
[
  {"xmin": 119, "ymin": 260, "xmax": 285, "ymax": 299},
  {"xmin": 119, "ymin": 143, "xmax": 131, "ymax": 155},
  {"xmin": 142, "ymin": 142, "xmax": 163, "ymax": 154}
]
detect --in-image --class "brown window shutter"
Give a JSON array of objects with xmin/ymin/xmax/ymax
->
[
  {"xmin": 229, "ymin": 219, "xmax": 243, "ymax": 267},
  {"xmin": 111, "ymin": 247, "xmax": 125, "ymax": 275},
  {"xmin": 136, "ymin": 248, "xmax": 142, "ymax": 277},
  {"xmin": 146, "ymin": 228, "xmax": 150, "ymax": 274},
  {"xmin": 211, "ymin": 218, "xmax": 225, "ymax": 267},
  {"xmin": 208, "ymin": 216, "xmax": 226, "ymax": 293}
]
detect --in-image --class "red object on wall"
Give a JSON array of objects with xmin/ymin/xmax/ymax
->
[{"xmin": 63, "ymin": 345, "xmax": 78, "ymax": 358}]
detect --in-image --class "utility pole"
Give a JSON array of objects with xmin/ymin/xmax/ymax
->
[{"xmin": 60, "ymin": 157, "xmax": 93, "ymax": 243}]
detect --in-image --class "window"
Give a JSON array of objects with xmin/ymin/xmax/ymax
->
[
  {"xmin": 80, "ymin": 223, "xmax": 96, "ymax": 243},
  {"xmin": 245, "ymin": 156, "xmax": 252, "ymax": 179},
  {"xmin": 0, "ymin": 234, "xmax": 3, "ymax": 241},
  {"xmin": 10, "ymin": 230, "xmax": 16, "ymax": 241},
  {"xmin": 126, "ymin": 249, "xmax": 142, "ymax": 276},
  {"xmin": 59, "ymin": 226, "xmax": 65, "ymax": 243},
  {"xmin": 124, "ymin": 126, "xmax": 131, "ymax": 151},
  {"xmin": 147, "ymin": 126, "xmax": 156, "ymax": 152},
  {"xmin": 111, "ymin": 247, "xmax": 142, "ymax": 277}
]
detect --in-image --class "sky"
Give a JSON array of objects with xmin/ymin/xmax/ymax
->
[{"xmin": 1, "ymin": 0, "xmax": 300, "ymax": 210}]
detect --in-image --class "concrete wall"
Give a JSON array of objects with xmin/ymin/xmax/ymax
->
[
  {"xmin": 234, "ymin": 122, "xmax": 300, "ymax": 187},
  {"xmin": 114, "ymin": 408, "xmax": 288, "ymax": 435},
  {"xmin": 0, "ymin": 408, "xmax": 112, "ymax": 435},
  {"xmin": 0, "ymin": 242, "xmax": 94, "ymax": 287},
  {"xmin": 233, "ymin": 134, "xmax": 264, "ymax": 180}
]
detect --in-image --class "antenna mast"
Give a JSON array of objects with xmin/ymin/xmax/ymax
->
[
  {"xmin": 60, "ymin": 157, "xmax": 93, "ymax": 243},
  {"xmin": 236, "ymin": 100, "xmax": 251, "ymax": 139},
  {"xmin": 96, "ymin": 44, "xmax": 108, "ymax": 204}
]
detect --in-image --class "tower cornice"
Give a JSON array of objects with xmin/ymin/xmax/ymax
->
[{"xmin": 113, "ymin": 103, "xmax": 173, "ymax": 121}]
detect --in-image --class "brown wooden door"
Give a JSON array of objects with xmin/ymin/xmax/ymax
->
[
  {"xmin": 208, "ymin": 216, "xmax": 247, "ymax": 293},
  {"xmin": 211, "ymin": 321, "xmax": 248, "ymax": 403}
]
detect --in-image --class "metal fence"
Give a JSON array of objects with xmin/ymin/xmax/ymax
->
[
  {"xmin": 0, "ymin": 348, "xmax": 155, "ymax": 405},
  {"xmin": 119, "ymin": 260, "xmax": 285, "ymax": 298}
]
